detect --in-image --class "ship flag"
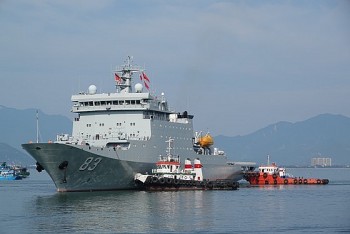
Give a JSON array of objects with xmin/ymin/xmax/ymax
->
[
  {"xmin": 114, "ymin": 73, "xmax": 121, "ymax": 83},
  {"xmin": 140, "ymin": 71, "xmax": 150, "ymax": 90}
]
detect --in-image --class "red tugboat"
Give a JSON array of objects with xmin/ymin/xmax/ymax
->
[{"xmin": 244, "ymin": 156, "xmax": 329, "ymax": 185}]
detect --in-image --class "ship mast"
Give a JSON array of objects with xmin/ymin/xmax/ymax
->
[
  {"xmin": 36, "ymin": 110, "xmax": 39, "ymax": 143},
  {"xmin": 115, "ymin": 56, "xmax": 143, "ymax": 93}
]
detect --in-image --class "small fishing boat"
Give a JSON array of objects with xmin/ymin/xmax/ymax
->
[
  {"xmin": 243, "ymin": 156, "xmax": 329, "ymax": 185},
  {"xmin": 13, "ymin": 165, "xmax": 30, "ymax": 178},
  {"xmin": 0, "ymin": 169, "xmax": 22, "ymax": 180},
  {"xmin": 134, "ymin": 138, "xmax": 239, "ymax": 191},
  {"xmin": 0, "ymin": 162, "xmax": 24, "ymax": 180}
]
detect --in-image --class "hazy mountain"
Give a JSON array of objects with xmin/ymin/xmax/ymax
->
[
  {"xmin": 0, "ymin": 105, "xmax": 72, "ymax": 148},
  {"xmin": 215, "ymin": 114, "xmax": 350, "ymax": 166},
  {"xmin": 0, "ymin": 142, "xmax": 34, "ymax": 166},
  {"xmin": 0, "ymin": 105, "xmax": 72, "ymax": 164}
]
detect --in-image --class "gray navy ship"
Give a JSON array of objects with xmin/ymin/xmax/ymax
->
[{"xmin": 22, "ymin": 56, "xmax": 255, "ymax": 192}]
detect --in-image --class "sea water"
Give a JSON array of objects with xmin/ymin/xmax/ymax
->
[{"xmin": 0, "ymin": 168, "xmax": 349, "ymax": 233}]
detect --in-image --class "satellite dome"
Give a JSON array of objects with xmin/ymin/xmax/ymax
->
[
  {"xmin": 88, "ymin": 85, "xmax": 97, "ymax": 94},
  {"xmin": 135, "ymin": 83, "xmax": 143, "ymax": 93}
]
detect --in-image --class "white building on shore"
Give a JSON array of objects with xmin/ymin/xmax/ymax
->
[{"xmin": 311, "ymin": 157, "xmax": 332, "ymax": 167}]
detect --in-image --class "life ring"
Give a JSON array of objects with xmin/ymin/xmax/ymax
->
[
  {"xmin": 303, "ymin": 179, "xmax": 308, "ymax": 184},
  {"xmin": 265, "ymin": 180, "xmax": 269, "ymax": 185},
  {"xmin": 284, "ymin": 179, "xmax": 288, "ymax": 184},
  {"xmin": 272, "ymin": 174, "xmax": 277, "ymax": 179},
  {"xmin": 159, "ymin": 178, "xmax": 165, "ymax": 184},
  {"xmin": 174, "ymin": 179, "xmax": 179, "ymax": 185},
  {"xmin": 183, "ymin": 175, "xmax": 188, "ymax": 180},
  {"xmin": 294, "ymin": 179, "xmax": 298, "ymax": 184},
  {"xmin": 263, "ymin": 173, "xmax": 268, "ymax": 178},
  {"xmin": 317, "ymin": 179, "xmax": 321, "ymax": 184},
  {"xmin": 299, "ymin": 179, "xmax": 302, "ymax": 184}
]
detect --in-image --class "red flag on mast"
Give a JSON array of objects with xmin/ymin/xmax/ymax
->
[
  {"xmin": 114, "ymin": 73, "xmax": 121, "ymax": 83},
  {"xmin": 140, "ymin": 72, "xmax": 150, "ymax": 90},
  {"xmin": 141, "ymin": 72, "xmax": 150, "ymax": 82}
]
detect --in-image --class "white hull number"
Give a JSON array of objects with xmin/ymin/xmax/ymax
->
[{"xmin": 79, "ymin": 157, "xmax": 102, "ymax": 171}]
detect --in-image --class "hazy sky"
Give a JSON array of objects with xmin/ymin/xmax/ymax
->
[{"xmin": 1, "ymin": 0, "xmax": 349, "ymax": 136}]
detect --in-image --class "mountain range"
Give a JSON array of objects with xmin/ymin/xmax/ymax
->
[
  {"xmin": 215, "ymin": 114, "xmax": 350, "ymax": 166},
  {"xmin": 0, "ymin": 105, "xmax": 349, "ymax": 166},
  {"xmin": 0, "ymin": 105, "xmax": 71, "ymax": 165}
]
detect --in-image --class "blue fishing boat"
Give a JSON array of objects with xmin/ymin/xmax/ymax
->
[{"xmin": 0, "ymin": 162, "xmax": 23, "ymax": 180}]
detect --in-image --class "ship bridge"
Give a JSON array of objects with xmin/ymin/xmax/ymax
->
[{"xmin": 65, "ymin": 57, "xmax": 194, "ymax": 147}]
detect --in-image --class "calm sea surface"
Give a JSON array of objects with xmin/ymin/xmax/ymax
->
[{"xmin": 0, "ymin": 168, "xmax": 349, "ymax": 233}]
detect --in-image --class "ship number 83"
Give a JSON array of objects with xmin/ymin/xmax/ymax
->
[{"xmin": 79, "ymin": 157, "xmax": 102, "ymax": 171}]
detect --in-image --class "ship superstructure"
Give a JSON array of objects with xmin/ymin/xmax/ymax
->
[{"xmin": 22, "ymin": 56, "xmax": 255, "ymax": 192}]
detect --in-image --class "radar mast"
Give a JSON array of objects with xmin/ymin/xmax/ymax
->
[{"xmin": 115, "ymin": 56, "xmax": 143, "ymax": 93}]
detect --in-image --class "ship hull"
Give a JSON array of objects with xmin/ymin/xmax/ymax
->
[{"xmin": 22, "ymin": 143, "xmax": 244, "ymax": 192}]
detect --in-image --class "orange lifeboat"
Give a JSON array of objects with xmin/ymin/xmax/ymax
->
[{"xmin": 198, "ymin": 134, "xmax": 214, "ymax": 148}]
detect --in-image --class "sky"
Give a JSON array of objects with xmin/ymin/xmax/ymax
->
[{"xmin": 1, "ymin": 0, "xmax": 349, "ymax": 136}]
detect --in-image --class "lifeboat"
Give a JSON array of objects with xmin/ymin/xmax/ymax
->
[
  {"xmin": 243, "ymin": 161, "xmax": 329, "ymax": 186},
  {"xmin": 198, "ymin": 133, "xmax": 214, "ymax": 148}
]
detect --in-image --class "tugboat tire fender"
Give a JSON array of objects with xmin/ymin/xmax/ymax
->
[
  {"xmin": 166, "ymin": 178, "xmax": 172, "ymax": 184},
  {"xmin": 322, "ymin": 179, "xmax": 329, "ymax": 184},
  {"xmin": 152, "ymin": 177, "xmax": 158, "ymax": 183},
  {"xmin": 159, "ymin": 178, "xmax": 165, "ymax": 184}
]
